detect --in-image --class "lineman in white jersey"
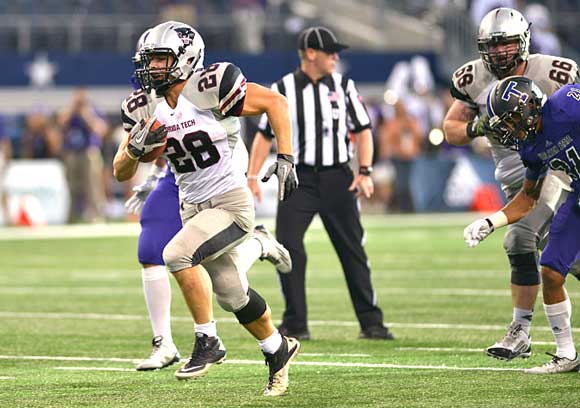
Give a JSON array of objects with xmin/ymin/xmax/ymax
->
[
  {"xmin": 444, "ymin": 8, "xmax": 580, "ymax": 361},
  {"xmin": 114, "ymin": 21, "xmax": 299, "ymax": 397}
]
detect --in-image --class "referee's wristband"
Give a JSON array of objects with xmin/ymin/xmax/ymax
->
[{"xmin": 359, "ymin": 166, "xmax": 373, "ymax": 176}]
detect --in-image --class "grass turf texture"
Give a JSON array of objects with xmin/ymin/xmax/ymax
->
[{"xmin": 1, "ymin": 214, "xmax": 579, "ymax": 407}]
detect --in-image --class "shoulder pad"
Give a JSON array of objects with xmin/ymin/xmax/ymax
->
[
  {"xmin": 120, "ymin": 90, "xmax": 159, "ymax": 132},
  {"xmin": 450, "ymin": 59, "xmax": 491, "ymax": 107},
  {"xmin": 181, "ymin": 62, "xmax": 247, "ymax": 117},
  {"xmin": 526, "ymin": 54, "xmax": 579, "ymax": 96},
  {"xmin": 546, "ymin": 84, "xmax": 580, "ymax": 123}
]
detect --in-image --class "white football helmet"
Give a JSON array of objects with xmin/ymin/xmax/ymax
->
[
  {"xmin": 134, "ymin": 21, "xmax": 205, "ymax": 95},
  {"xmin": 478, "ymin": 8, "xmax": 530, "ymax": 79},
  {"xmin": 132, "ymin": 28, "xmax": 152, "ymax": 67}
]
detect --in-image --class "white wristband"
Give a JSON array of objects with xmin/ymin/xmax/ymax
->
[{"xmin": 486, "ymin": 211, "xmax": 508, "ymax": 229}]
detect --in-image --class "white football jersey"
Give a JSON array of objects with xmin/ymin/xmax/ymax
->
[
  {"xmin": 451, "ymin": 54, "xmax": 578, "ymax": 188},
  {"xmin": 121, "ymin": 62, "xmax": 249, "ymax": 202}
]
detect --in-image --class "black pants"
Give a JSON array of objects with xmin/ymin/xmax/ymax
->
[{"xmin": 275, "ymin": 164, "xmax": 384, "ymax": 331}]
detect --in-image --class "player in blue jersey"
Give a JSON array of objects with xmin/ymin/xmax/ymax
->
[
  {"xmin": 124, "ymin": 159, "xmax": 182, "ymax": 371},
  {"xmin": 465, "ymin": 76, "xmax": 580, "ymax": 373}
]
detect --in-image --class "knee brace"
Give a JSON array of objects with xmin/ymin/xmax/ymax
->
[
  {"xmin": 233, "ymin": 288, "xmax": 267, "ymax": 324},
  {"xmin": 509, "ymin": 252, "xmax": 540, "ymax": 286}
]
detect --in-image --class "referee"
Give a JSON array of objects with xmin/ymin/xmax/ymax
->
[{"xmin": 248, "ymin": 26, "xmax": 393, "ymax": 341}]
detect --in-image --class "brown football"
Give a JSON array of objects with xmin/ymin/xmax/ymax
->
[{"xmin": 139, "ymin": 119, "xmax": 167, "ymax": 163}]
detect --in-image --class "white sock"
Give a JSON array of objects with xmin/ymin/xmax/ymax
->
[
  {"xmin": 544, "ymin": 298, "xmax": 576, "ymax": 359},
  {"xmin": 142, "ymin": 266, "xmax": 173, "ymax": 343},
  {"xmin": 235, "ymin": 237, "xmax": 262, "ymax": 274},
  {"xmin": 259, "ymin": 330, "xmax": 283, "ymax": 354},
  {"xmin": 512, "ymin": 307, "xmax": 533, "ymax": 335},
  {"xmin": 195, "ymin": 320, "xmax": 217, "ymax": 338}
]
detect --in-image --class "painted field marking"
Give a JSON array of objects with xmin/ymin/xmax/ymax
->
[
  {"xmin": 0, "ymin": 311, "xmax": 576, "ymax": 334},
  {"xmin": 55, "ymin": 367, "xmax": 134, "ymax": 372},
  {"xmin": 51, "ymin": 360, "xmax": 523, "ymax": 373}
]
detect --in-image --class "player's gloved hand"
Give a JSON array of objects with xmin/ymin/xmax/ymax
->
[
  {"xmin": 126, "ymin": 117, "xmax": 167, "ymax": 160},
  {"xmin": 124, "ymin": 167, "xmax": 166, "ymax": 214},
  {"xmin": 463, "ymin": 218, "xmax": 494, "ymax": 247},
  {"xmin": 261, "ymin": 154, "xmax": 298, "ymax": 201},
  {"xmin": 466, "ymin": 113, "xmax": 495, "ymax": 139}
]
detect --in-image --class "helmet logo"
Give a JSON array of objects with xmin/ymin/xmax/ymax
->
[
  {"xmin": 501, "ymin": 81, "xmax": 529, "ymax": 103},
  {"xmin": 174, "ymin": 27, "xmax": 196, "ymax": 47}
]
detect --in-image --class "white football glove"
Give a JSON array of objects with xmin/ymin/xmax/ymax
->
[
  {"xmin": 463, "ymin": 218, "xmax": 494, "ymax": 248},
  {"xmin": 124, "ymin": 167, "xmax": 166, "ymax": 215}
]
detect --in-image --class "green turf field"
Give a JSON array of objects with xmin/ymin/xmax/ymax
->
[{"xmin": 1, "ymin": 215, "xmax": 579, "ymax": 407}]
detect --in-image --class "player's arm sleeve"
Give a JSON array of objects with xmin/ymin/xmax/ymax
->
[
  {"xmin": 342, "ymin": 77, "xmax": 372, "ymax": 132},
  {"xmin": 217, "ymin": 63, "xmax": 247, "ymax": 117},
  {"xmin": 256, "ymin": 82, "xmax": 280, "ymax": 140}
]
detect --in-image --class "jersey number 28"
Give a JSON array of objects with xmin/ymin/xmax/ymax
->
[{"xmin": 166, "ymin": 131, "xmax": 221, "ymax": 173}]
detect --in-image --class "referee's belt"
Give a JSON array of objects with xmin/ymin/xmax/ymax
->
[{"xmin": 296, "ymin": 163, "xmax": 349, "ymax": 172}]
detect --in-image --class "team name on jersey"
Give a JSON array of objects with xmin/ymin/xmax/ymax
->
[
  {"xmin": 165, "ymin": 119, "xmax": 198, "ymax": 133},
  {"xmin": 538, "ymin": 134, "xmax": 574, "ymax": 161}
]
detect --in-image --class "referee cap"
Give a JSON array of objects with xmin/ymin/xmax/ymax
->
[{"xmin": 298, "ymin": 26, "xmax": 349, "ymax": 53}]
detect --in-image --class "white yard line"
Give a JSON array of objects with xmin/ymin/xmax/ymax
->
[
  {"xmin": 397, "ymin": 347, "xmax": 485, "ymax": 353},
  {"xmin": 51, "ymin": 360, "xmax": 523, "ymax": 373},
  {"xmin": 0, "ymin": 353, "xmax": 368, "ymax": 362},
  {"xmin": 300, "ymin": 353, "xmax": 370, "ymax": 357},
  {"xmin": 0, "ymin": 214, "xmax": 477, "ymax": 241},
  {"xmin": 1, "ymin": 354, "xmax": 525, "ymax": 372},
  {"xmin": 0, "ymin": 376, "xmax": 16, "ymax": 379},
  {"xmin": 55, "ymin": 367, "xmax": 135, "ymax": 372},
  {"xmin": 4, "ymin": 286, "xmax": 580, "ymax": 299},
  {"xmin": 0, "ymin": 355, "xmax": 140, "ymax": 363},
  {"xmin": 0, "ymin": 311, "xmax": 575, "ymax": 333}
]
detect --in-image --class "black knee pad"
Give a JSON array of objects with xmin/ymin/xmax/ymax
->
[
  {"xmin": 234, "ymin": 288, "xmax": 267, "ymax": 324},
  {"xmin": 509, "ymin": 252, "xmax": 540, "ymax": 286}
]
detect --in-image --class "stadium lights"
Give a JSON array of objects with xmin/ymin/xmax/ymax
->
[{"xmin": 428, "ymin": 128, "xmax": 444, "ymax": 146}]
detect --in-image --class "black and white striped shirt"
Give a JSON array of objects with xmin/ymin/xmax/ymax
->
[{"xmin": 257, "ymin": 69, "xmax": 371, "ymax": 167}]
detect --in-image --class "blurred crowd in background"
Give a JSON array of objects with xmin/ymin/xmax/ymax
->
[{"xmin": 0, "ymin": 0, "xmax": 574, "ymax": 224}]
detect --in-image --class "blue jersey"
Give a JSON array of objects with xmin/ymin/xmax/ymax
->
[
  {"xmin": 138, "ymin": 168, "xmax": 181, "ymax": 265},
  {"xmin": 520, "ymin": 84, "xmax": 580, "ymax": 194},
  {"xmin": 520, "ymin": 84, "xmax": 580, "ymax": 276}
]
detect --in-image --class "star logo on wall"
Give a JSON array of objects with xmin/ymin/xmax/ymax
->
[{"xmin": 26, "ymin": 53, "xmax": 58, "ymax": 88}]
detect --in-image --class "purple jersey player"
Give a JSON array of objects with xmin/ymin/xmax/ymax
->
[
  {"xmin": 124, "ymin": 158, "xmax": 182, "ymax": 371},
  {"xmin": 465, "ymin": 76, "xmax": 580, "ymax": 374}
]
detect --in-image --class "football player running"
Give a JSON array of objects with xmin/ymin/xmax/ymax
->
[
  {"xmin": 466, "ymin": 76, "xmax": 580, "ymax": 373},
  {"xmin": 125, "ymin": 29, "xmax": 292, "ymax": 373},
  {"xmin": 444, "ymin": 7, "xmax": 579, "ymax": 361},
  {"xmin": 113, "ymin": 21, "xmax": 299, "ymax": 396}
]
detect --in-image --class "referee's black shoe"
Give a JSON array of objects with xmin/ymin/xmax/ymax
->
[
  {"xmin": 359, "ymin": 324, "xmax": 395, "ymax": 340},
  {"xmin": 278, "ymin": 325, "xmax": 311, "ymax": 341}
]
